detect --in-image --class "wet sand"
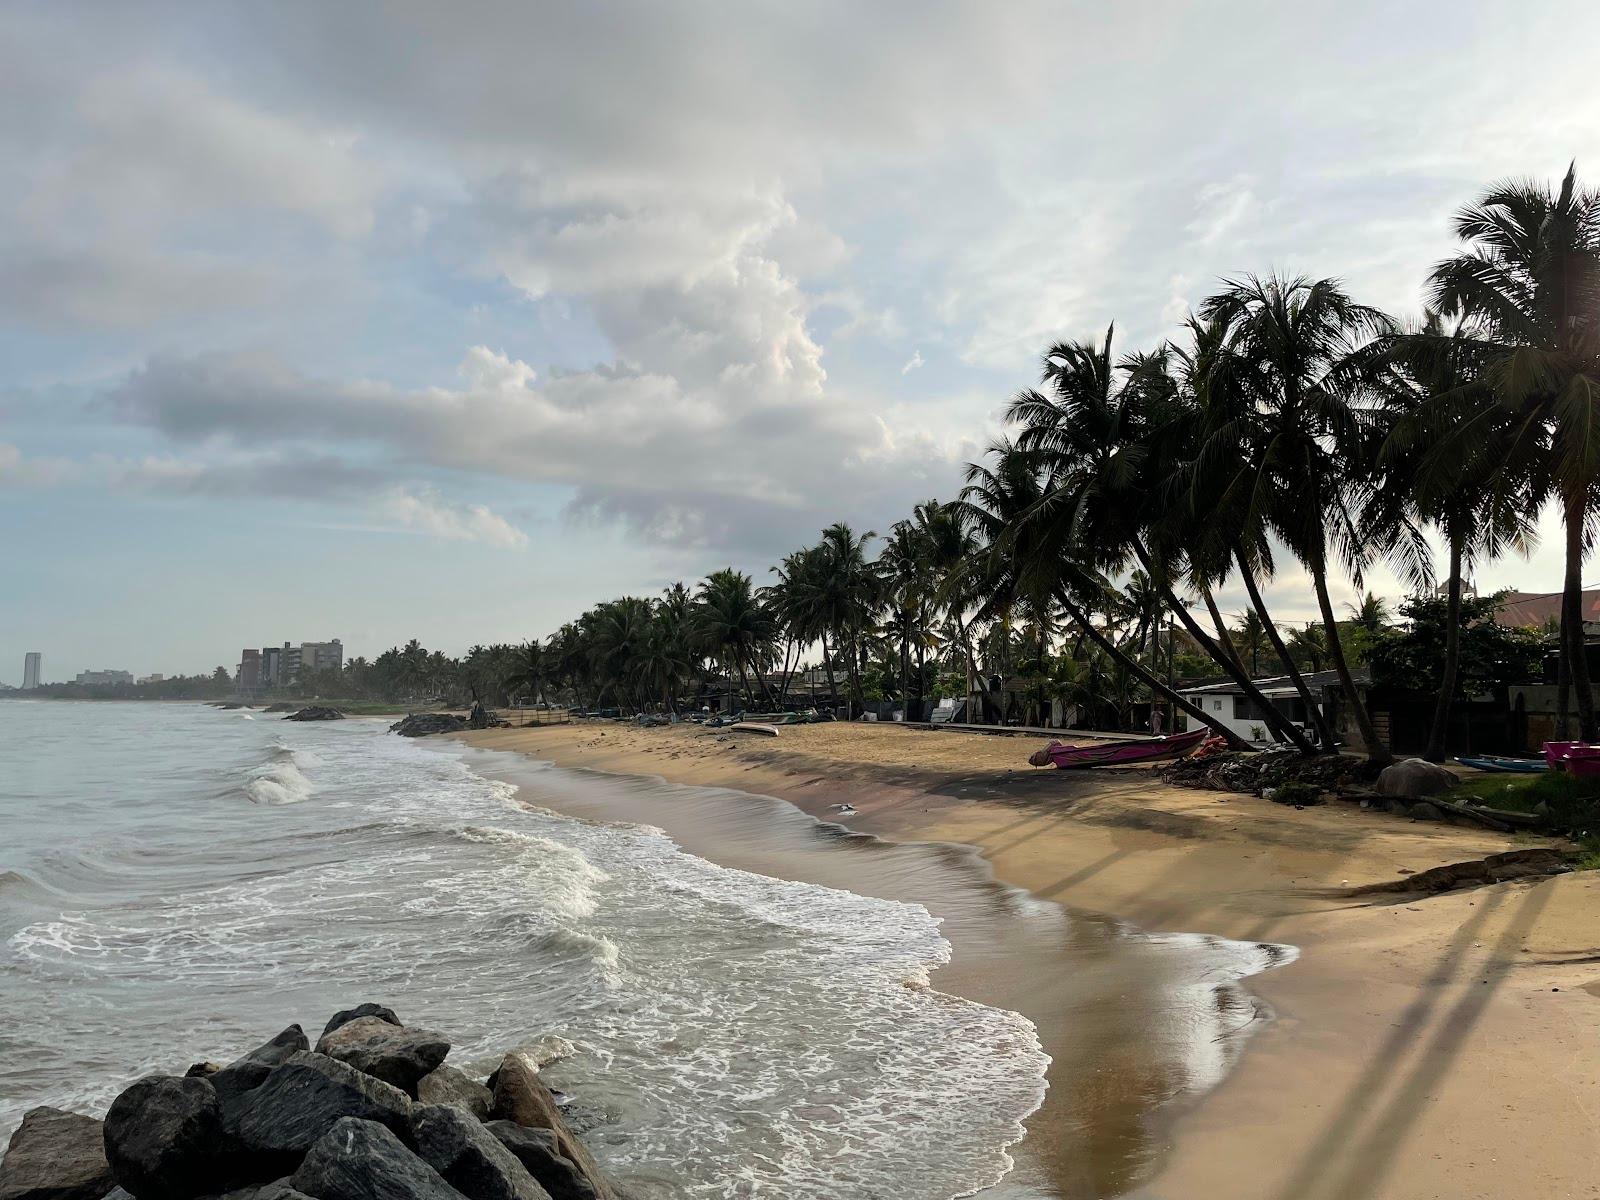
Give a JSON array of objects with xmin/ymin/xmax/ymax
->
[{"xmin": 456, "ymin": 721, "xmax": 1600, "ymax": 1200}]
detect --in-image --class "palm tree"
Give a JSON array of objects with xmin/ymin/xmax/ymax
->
[
  {"xmin": 1005, "ymin": 323, "xmax": 1315, "ymax": 751},
  {"xmin": 1196, "ymin": 274, "xmax": 1396, "ymax": 763},
  {"xmin": 1233, "ymin": 610, "xmax": 1269, "ymax": 675},
  {"xmin": 1345, "ymin": 592, "xmax": 1392, "ymax": 632},
  {"xmin": 1286, "ymin": 623, "xmax": 1329, "ymax": 672},
  {"xmin": 816, "ymin": 523, "xmax": 880, "ymax": 716},
  {"xmin": 1368, "ymin": 311, "xmax": 1544, "ymax": 758},
  {"xmin": 878, "ymin": 520, "xmax": 926, "ymax": 718},
  {"xmin": 1429, "ymin": 163, "xmax": 1600, "ymax": 739},
  {"xmin": 956, "ymin": 438, "xmax": 1250, "ymax": 747},
  {"xmin": 502, "ymin": 641, "xmax": 546, "ymax": 705},
  {"xmin": 694, "ymin": 569, "xmax": 776, "ymax": 710}
]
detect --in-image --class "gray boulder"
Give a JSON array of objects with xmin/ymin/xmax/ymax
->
[
  {"xmin": 222, "ymin": 1051, "xmax": 412, "ymax": 1177},
  {"xmin": 208, "ymin": 1026, "xmax": 311, "ymax": 1106},
  {"xmin": 314, "ymin": 1018, "xmax": 449, "ymax": 1096},
  {"xmin": 289, "ymin": 1119, "xmax": 457, "ymax": 1200},
  {"xmin": 282, "ymin": 708, "xmax": 344, "ymax": 722},
  {"xmin": 416, "ymin": 1066, "xmax": 493, "ymax": 1121},
  {"xmin": 1376, "ymin": 758, "xmax": 1456, "ymax": 798},
  {"xmin": 483, "ymin": 1124, "xmax": 598, "ymax": 1200},
  {"xmin": 488, "ymin": 1054, "xmax": 614, "ymax": 1200},
  {"xmin": 412, "ymin": 1105, "xmax": 550, "ymax": 1200},
  {"xmin": 320, "ymin": 1005, "xmax": 401, "ymax": 1040},
  {"xmin": 0, "ymin": 1106, "xmax": 115, "ymax": 1200},
  {"xmin": 102, "ymin": 1075, "xmax": 224, "ymax": 1199}
]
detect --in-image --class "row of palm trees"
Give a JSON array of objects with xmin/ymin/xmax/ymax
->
[{"xmin": 300, "ymin": 165, "xmax": 1598, "ymax": 766}]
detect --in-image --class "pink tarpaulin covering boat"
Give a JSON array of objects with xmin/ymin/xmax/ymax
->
[
  {"xmin": 1029, "ymin": 728, "xmax": 1209, "ymax": 769},
  {"xmin": 1543, "ymin": 741, "xmax": 1600, "ymax": 777}
]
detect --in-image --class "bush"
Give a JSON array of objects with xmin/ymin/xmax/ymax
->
[
  {"xmin": 1269, "ymin": 781, "xmax": 1323, "ymax": 807},
  {"xmin": 1525, "ymin": 772, "xmax": 1600, "ymax": 835}
]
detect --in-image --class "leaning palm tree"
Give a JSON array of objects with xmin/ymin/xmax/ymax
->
[
  {"xmin": 1196, "ymin": 274, "xmax": 1397, "ymax": 763},
  {"xmin": 1005, "ymin": 323, "xmax": 1316, "ymax": 751},
  {"xmin": 1429, "ymin": 163, "xmax": 1600, "ymax": 738},
  {"xmin": 955, "ymin": 438, "xmax": 1250, "ymax": 747}
]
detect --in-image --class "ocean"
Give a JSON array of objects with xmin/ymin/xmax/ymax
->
[{"xmin": 0, "ymin": 702, "xmax": 1052, "ymax": 1198}]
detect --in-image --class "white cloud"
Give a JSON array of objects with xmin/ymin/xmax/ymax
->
[
  {"xmin": 900, "ymin": 351, "xmax": 924, "ymax": 375},
  {"xmin": 379, "ymin": 487, "xmax": 527, "ymax": 548}
]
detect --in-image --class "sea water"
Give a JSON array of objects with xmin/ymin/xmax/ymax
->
[{"xmin": 0, "ymin": 702, "xmax": 1051, "ymax": 1198}]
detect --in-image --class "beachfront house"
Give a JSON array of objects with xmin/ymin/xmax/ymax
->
[{"xmin": 1178, "ymin": 670, "xmax": 1351, "ymax": 746}]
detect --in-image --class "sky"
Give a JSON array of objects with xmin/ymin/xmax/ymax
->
[{"xmin": 3, "ymin": 0, "xmax": 1600, "ymax": 683}]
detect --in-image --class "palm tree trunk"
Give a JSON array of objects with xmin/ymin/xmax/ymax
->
[
  {"xmin": 1059, "ymin": 596, "xmax": 1250, "ymax": 750},
  {"xmin": 1198, "ymin": 583, "xmax": 1246, "ymax": 675},
  {"xmin": 1562, "ymin": 490, "xmax": 1596, "ymax": 741},
  {"xmin": 821, "ymin": 634, "xmax": 840, "ymax": 711},
  {"xmin": 1424, "ymin": 533, "xmax": 1464, "ymax": 762},
  {"xmin": 1131, "ymin": 541, "xmax": 1316, "ymax": 753},
  {"xmin": 899, "ymin": 612, "xmax": 911, "ymax": 721},
  {"xmin": 1310, "ymin": 561, "xmax": 1389, "ymax": 764},
  {"xmin": 1235, "ymin": 548, "xmax": 1337, "ymax": 750},
  {"xmin": 846, "ymin": 631, "xmax": 865, "ymax": 717},
  {"xmin": 736, "ymin": 655, "xmax": 755, "ymax": 713}
]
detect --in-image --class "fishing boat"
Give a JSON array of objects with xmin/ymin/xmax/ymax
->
[
  {"xmin": 1028, "ymin": 728, "xmax": 1208, "ymax": 770},
  {"xmin": 1543, "ymin": 741, "xmax": 1600, "ymax": 777},
  {"xmin": 1456, "ymin": 755, "xmax": 1549, "ymax": 774}
]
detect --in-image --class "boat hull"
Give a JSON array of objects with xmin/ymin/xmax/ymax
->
[
  {"xmin": 1040, "ymin": 729, "xmax": 1208, "ymax": 769},
  {"xmin": 1457, "ymin": 755, "xmax": 1549, "ymax": 774}
]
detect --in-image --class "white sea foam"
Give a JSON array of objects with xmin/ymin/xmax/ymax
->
[{"xmin": 3, "ymin": 707, "xmax": 1059, "ymax": 1200}]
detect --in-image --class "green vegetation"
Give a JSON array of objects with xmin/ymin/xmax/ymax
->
[{"xmin": 1449, "ymin": 771, "xmax": 1600, "ymax": 836}]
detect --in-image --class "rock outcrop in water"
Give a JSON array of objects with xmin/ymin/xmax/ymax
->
[
  {"xmin": 0, "ymin": 1006, "xmax": 618, "ymax": 1200},
  {"xmin": 282, "ymin": 707, "xmax": 345, "ymax": 722},
  {"xmin": 389, "ymin": 714, "xmax": 470, "ymax": 737}
]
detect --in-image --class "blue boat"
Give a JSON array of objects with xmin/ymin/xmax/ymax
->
[{"xmin": 1456, "ymin": 755, "xmax": 1548, "ymax": 774}]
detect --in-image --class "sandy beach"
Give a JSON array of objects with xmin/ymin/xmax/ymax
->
[{"xmin": 457, "ymin": 720, "xmax": 1600, "ymax": 1200}]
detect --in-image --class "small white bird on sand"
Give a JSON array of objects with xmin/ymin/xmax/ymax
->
[{"xmin": 832, "ymin": 803, "xmax": 857, "ymax": 815}]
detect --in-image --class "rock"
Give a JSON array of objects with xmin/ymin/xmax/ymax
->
[
  {"xmin": 0, "ymin": 1106, "xmax": 115, "ymax": 1200},
  {"xmin": 208, "ymin": 1026, "xmax": 311, "ymax": 1106},
  {"xmin": 289, "ymin": 1119, "xmax": 457, "ymax": 1200},
  {"xmin": 389, "ymin": 714, "xmax": 469, "ymax": 738},
  {"xmin": 103, "ymin": 1075, "xmax": 223, "ymax": 1199},
  {"xmin": 412, "ymin": 1105, "xmax": 550, "ymax": 1200},
  {"xmin": 211, "ymin": 1182, "xmax": 316, "ymax": 1200},
  {"xmin": 1376, "ymin": 758, "xmax": 1456, "ymax": 798},
  {"xmin": 1406, "ymin": 800, "xmax": 1443, "ymax": 821},
  {"xmin": 314, "ymin": 1018, "xmax": 450, "ymax": 1096},
  {"xmin": 185, "ymin": 1063, "xmax": 223, "ymax": 1078},
  {"xmin": 320, "ymin": 1005, "xmax": 402, "ymax": 1040},
  {"xmin": 222, "ymin": 1051, "xmax": 413, "ymax": 1178},
  {"xmin": 483, "ymin": 1125, "xmax": 597, "ymax": 1200},
  {"xmin": 488, "ymin": 1054, "xmax": 614, "ymax": 1200},
  {"xmin": 416, "ymin": 1066, "xmax": 493, "ymax": 1120},
  {"xmin": 282, "ymin": 707, "xmax": 344, "ymax": 722}
]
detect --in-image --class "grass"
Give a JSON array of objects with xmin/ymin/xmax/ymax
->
[{"xmin": 1448, "ymin": 771, "xmax": 1600, "ymax": 861}]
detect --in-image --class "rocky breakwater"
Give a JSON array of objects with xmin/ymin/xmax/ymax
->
[
  {"xmin": 283, "ymin": 708, "xmax": 345, "ymax": 722},
  {"xmin": 0, "ymin": 1003, "xmax": 619, "ymax": 1200},
  {"xmin": 390, "ymin": 714, "xmax": 470, "ymax": 738}
]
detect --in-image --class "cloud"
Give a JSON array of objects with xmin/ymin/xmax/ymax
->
[
  {"xmin": 0, "ymin": 443, "xmax": 76, "ymax": 487},
  {"xmin": 379, "ymin": 487, "xmax": 527, "ymax": 548},
  {"xmin": 900, "ymin": 351, "xmax": 924, "ymax": 375}
]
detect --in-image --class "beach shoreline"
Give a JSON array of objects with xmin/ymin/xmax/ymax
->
[{"xmin": 454, "ymin": 720, "xmax": 1600, "ymax": 1200}]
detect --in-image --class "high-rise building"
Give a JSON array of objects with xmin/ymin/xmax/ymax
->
[
  {"xmin": 238, "ymin": 649, "xmax": 262, "ymax": 693},
  {"xmin": 22, "ymin": 652, "xmax": 41, "ymax": 690},
  {"xmin": 301, "ymin": 639, "xmax": 344, "ymax": 676}
]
